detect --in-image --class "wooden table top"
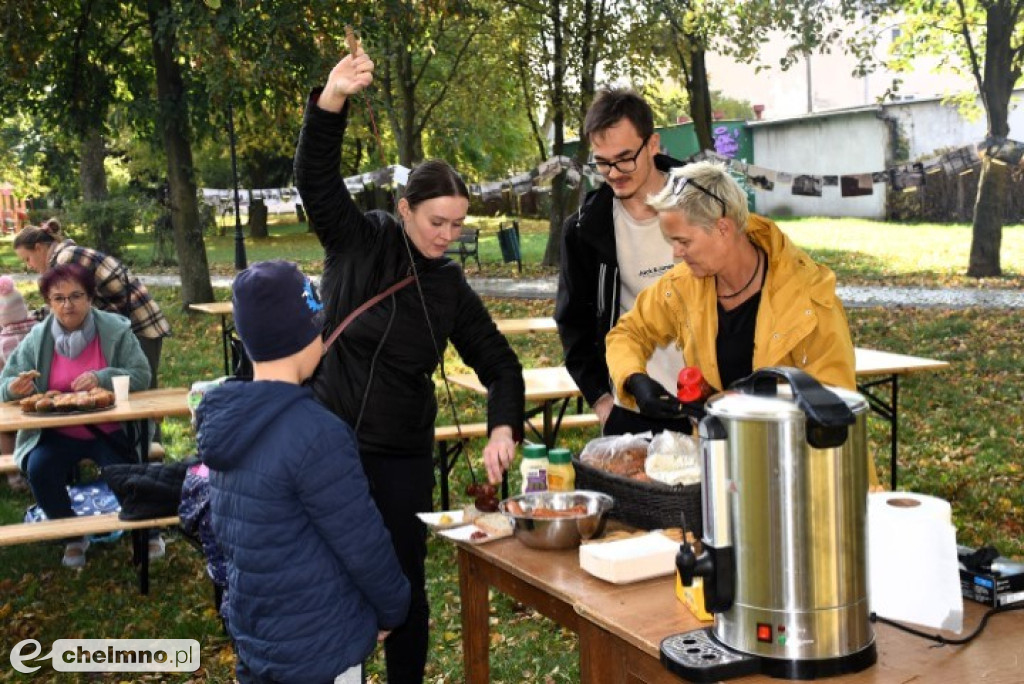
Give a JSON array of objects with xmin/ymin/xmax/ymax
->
[
  {"xmin": 189, "ymin": 301, "xmax": 233, "ymax": 316},
  {"xmin": 0, "ymin": 388, "xmax": 191, "ymax": 431},
  {"xmin": 457, "ymin": 534, "xmax": 1024, "ymax": 683},
  {"xmin": 184, "ymin": 310, "xmax": 948, "ymax": 382},
  {"xmin": 448, "ymin": 366, "xmax": 580, "ymax": 401},
  {"xmin": 853, "ymin": 347, "xmax": 950, "ymax": 377},
  {"xmin": 495, "ymin": 317, "xmax": 558, "ymax": 335}
]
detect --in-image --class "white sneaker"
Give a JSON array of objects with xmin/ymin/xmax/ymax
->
[
  {"xmin": 62, "ymin": 538, "xmax": 90, "ymax": 568},
  {"xmin": 148, "ymin": 535, "xmax": 166, "ymax": 561}
]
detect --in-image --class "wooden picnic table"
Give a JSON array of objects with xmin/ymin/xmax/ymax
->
[
  {"xmin": 493, "ymin": 316, "xmax": 949, "ymax": 489},
  {"xmin": 494, "ymin": 317, "xmax": 558, "ymax": 335},
  {"xmin": 448, "ymin": 367, "xmax": 583, "ymax": 448},
  {"xmin": 456, "ymin": 532, "xmax": 1024, "ymax": 683},
  {"xmin": 189, "ymin": 301, "xmax": 235, "ymax": 375},
  {"xmin": 0, "ymin": 388, "xmax": 191, "ymax": 593},
  {"xmin": 0, "ymin": 387, "xmax": 191, "ymax": 433},
  {"xmin": 852, "ymin": 348, "xmax": 949, "ymax": 489}
]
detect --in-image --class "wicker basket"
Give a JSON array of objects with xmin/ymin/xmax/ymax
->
[{"xmin": 573, "ymin": 456, "xmax": 703, "ymax": 534}]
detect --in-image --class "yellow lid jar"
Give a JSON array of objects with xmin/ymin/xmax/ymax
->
[{"xmin": 546, "ymin": 448, "xmax": 576, "ymax": 492}]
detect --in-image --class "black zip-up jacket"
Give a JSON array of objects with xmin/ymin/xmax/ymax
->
[
  {"xmin": 295, "ymin": 95, "xmax": 525, "ymax": 458},
  {"xmin": 554, "ymin": 154, "xmax": 684, "ymax": 407}
]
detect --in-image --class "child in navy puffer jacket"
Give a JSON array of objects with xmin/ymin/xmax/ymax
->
[{"xmin": 196, "ymin": 261, "xmax": 410, "ymax": 684}]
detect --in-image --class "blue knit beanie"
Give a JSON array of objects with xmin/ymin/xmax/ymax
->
[{"xmin": 232, "ymin": 260, "xmax": 323, "ymax": 362}]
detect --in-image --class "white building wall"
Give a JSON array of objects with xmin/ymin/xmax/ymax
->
[
  {"xmin": 750, "ymin": 110, "xmax": 889, "ymax": 219},
  {"xmin": 883, "ymin": 92, "xmax": 1024, "ymax": 159}
]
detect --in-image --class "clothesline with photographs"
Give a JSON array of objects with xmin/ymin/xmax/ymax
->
[
  {"xmin": 685, "ymin": 134, "xmax": 1024, "ymax": 199},
  {"xmin": 199, "ymin": 135, "xmax": 1023, "ymax": 207}
]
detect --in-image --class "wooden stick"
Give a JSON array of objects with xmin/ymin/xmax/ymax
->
[{"xmin": 344, "ymin": 25, "xmax": 359, "ymax": 55}]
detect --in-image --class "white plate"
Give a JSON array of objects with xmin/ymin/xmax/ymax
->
[
  {"xmin": 437, "ymin": 523, "xmax": 512, "ymax": 545},
  {"xmin": 416, "ymin": 510, "xmax": 465, "ymax": 530}
]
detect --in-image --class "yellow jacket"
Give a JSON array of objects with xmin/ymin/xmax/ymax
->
[
  {"xmin": 607, "ymin": 214, "xmax": 855, "ymax": 394},
  {"xmin": 607, "ymin": 216, "xmax": 876, "ymax": 485}
]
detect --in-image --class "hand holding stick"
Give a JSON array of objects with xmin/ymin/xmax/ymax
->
[{"xmin": 317, "ymin": 25, "xmax": 374, "ymax": 113}]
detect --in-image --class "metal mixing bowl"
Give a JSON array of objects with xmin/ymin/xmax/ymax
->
[{"xmin": 498, "ymin": 490, "xmax": 614, "ymax": 550}]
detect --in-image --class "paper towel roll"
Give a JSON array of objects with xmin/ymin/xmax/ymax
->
[{"xmin": 868, "ymin": 491, "xmax": 964, "ymax": 633}]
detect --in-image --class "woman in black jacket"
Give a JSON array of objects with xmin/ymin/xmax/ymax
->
[{"xmin": 295, "ymin": 46, "xmax": 525, "ymax": 683}]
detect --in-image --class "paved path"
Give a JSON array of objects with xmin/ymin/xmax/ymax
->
[
  {"xmin": 12, "ymin": 273, "xmax": 1024, "ymax": 308},
  {"xmin": 464, "ymin": 277, "xmax": 1024, "ymax": 309}
]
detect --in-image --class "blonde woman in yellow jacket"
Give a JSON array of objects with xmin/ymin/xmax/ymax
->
[{"xmin": 606, "ymin": 161, "xmax": 879, "ymax": 487}]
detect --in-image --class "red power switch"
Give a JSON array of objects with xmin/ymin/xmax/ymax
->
[{"xmin": 756, "ymin": 623, "xmax": 773, "ymax": 643}]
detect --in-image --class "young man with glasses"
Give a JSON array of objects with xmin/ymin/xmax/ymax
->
[{"xmin": 555, "ymin": 88, "xmax": 690, "ymax": 436}]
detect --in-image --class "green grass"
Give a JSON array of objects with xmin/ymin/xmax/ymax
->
[
  {"xmin": 1, "ymin": 217, "xmax": 1023, "ymax": 682},
  {"xmin": 6, "ymin": 214, "xmax": 1021, "ymax": 285}
]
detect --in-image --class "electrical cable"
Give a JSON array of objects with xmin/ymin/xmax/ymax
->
[
  {"xmin": 353, "ymin": 299, "xmax": 397, "ymax": 435},
  {"xmin": 870, "ymin": 601, "xmax": 1024, "ymax": 647}
]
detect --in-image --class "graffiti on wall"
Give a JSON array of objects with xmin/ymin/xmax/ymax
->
[{"xmin": 713, "ymin": 126, "xmax": 742, "ymax": 159}]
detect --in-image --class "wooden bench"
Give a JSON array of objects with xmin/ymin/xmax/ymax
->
[
  {"xmin": 0, "ymin": 513, "xmax": 180, "ymax": 547},
  {"xmin": 443, "ymin": 228, "xmax": 481, "ymax": 270},
  {"xmin": 434, "ymin": 413, "xmax": 601, "ymax": 509},
  {"xmin": 0, "ymin": 442, "xmax": 167, "ymax": 476},
  {"xmin": 0, "ymin": 513, "xmax": 180, "ymax": 594}
]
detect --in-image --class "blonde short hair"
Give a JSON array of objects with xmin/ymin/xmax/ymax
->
[{"xmin": 647, "ymin": 161, "xmax": 749, "ymax": 232}]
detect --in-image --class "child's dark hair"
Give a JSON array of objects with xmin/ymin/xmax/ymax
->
[
  {"xmin": 13, "ymin": 219, "xmax": 63, "ymax": 250},
  {"xmin": 403, "ymin": 160, "xmax": 469, "ymax": 210},
  {"xmin": 583, "ymin": 88, "xmax": 655, "ymax": 141}
]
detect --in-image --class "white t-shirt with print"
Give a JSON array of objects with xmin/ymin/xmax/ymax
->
[{"xmin": 612, "ymin": 199, "xmax": 684, "ymax": 402}]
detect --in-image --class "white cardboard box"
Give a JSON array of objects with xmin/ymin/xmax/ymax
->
[{"xmin": 579, "ymin": 532, "xmax": 680, "ymax": 584}]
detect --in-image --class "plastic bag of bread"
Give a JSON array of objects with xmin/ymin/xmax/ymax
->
[
  {"xmin": 580, "ymin": 433, "xmax": 652, "ymax": 479},
  {"xmin": 645, "ymin": 430, "xmax": 701, "ymax": 486}
]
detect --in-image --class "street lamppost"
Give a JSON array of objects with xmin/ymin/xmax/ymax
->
[{"xmin": 228, "ymin": 102, "xmax": 247, "ymax": 270}]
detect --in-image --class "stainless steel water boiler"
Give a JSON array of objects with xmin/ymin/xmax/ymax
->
[{"xmin": 663, "ymin": 367, "xmax": 876, "ymax": 681}]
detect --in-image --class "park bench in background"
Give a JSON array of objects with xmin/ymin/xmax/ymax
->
[{"xmin": 444, "ymin": 228, "xmax": 481, "ymax": 271}]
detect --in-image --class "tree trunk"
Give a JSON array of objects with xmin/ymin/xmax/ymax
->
[
  {"xmin": 543, "ymin": 0, "xmax": 567, "ymax": 268},
  {"xmin": 249, "ymin": 199, "xmax": 268, "ymax": 238},
  {"xmin": 967, "ymin": 158, "xmax": 1006, "ymax": 277},
  {"xmin": 687, "ymin": 46, "xmax": 714, "ymax": 153},
  {"xmin": 79, "ymin": 128, "xmax": 108, "ymax": 201},
  {"xmin": 146, "ymin": 0, "xmax": 213, "ymax": 306},
  {"xmin": 396, "ymin": 49, "xmax": 423, "ymax": 166},
  {"xmin": 967, "ymin": 3, "xmax": 1014, "ymax": 278}
]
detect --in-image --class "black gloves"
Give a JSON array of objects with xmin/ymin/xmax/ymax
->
[{"xmin": 625, "ymin": 373, "xmax": 685, "ymax": 420}]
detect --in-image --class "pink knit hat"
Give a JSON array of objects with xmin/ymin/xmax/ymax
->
[{"xmin": 0, "ymin": 276, "xmax": 29, "ymax": 326}]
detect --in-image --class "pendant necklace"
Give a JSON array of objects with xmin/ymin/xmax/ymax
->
[{"xmin": 717, "ymin": 247, "xmax": 762, "ymax": 299}]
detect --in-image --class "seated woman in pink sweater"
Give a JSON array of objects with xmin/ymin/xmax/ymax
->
[{"xmin": 0, "ymin": 264, "xmax": 152, "ymax": 568}]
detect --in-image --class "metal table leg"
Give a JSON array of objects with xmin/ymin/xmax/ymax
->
[{"xmin": 856, "ymin": 374, "xmax": 900, "ymax": 490}]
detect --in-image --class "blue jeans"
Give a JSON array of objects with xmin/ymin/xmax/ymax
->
[{"xmin": 25, "ymin": 430, "xmax": 133, "ymax": 520}]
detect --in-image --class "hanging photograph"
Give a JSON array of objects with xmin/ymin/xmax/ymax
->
[
  {"xmin": 921, "ymin": 157, "xmax": 943, "ymax": 174},
  {"xmin": 979, "ymin": 137, "xmax": 1024, "ymax": 165},
  {"xmin": 840, "ymin": 174, "xmax": 874, "ymax": 197},
  {"xmin": 889, "ymin": 166, "xmax": 924, "ymax": 192},
  {"xmin": 823, "ymin": 175, "xmax": 839, "ymax": 186},
  {"xmin": 792, "ymin": 175, "xmax": 823, "ymax": 197},
  {"xmin": 746, "ymin": 165, "xmax": 776, "ymax": 191}
]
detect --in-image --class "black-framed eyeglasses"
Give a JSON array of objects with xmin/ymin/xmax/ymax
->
[
  {"xmin": 669, "ymin": 174, "xmax": 728, "ymax": 217},
  {"xmin": 586, "ymin": 137, "xmax": 649, "ymax": 175},
  {"xmin": 49, "ymin": 291, "xmax": 88, "ymax": 307}
]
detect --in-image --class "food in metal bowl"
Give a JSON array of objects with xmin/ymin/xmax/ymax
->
[{"xmin": 498, "ymin": 490, "xmax": 614, "ymax": 550}]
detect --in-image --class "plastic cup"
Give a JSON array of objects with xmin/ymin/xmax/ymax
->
[{"xmin": 112, "ymin": 375, "xmax": 131, "ymax": 403}]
